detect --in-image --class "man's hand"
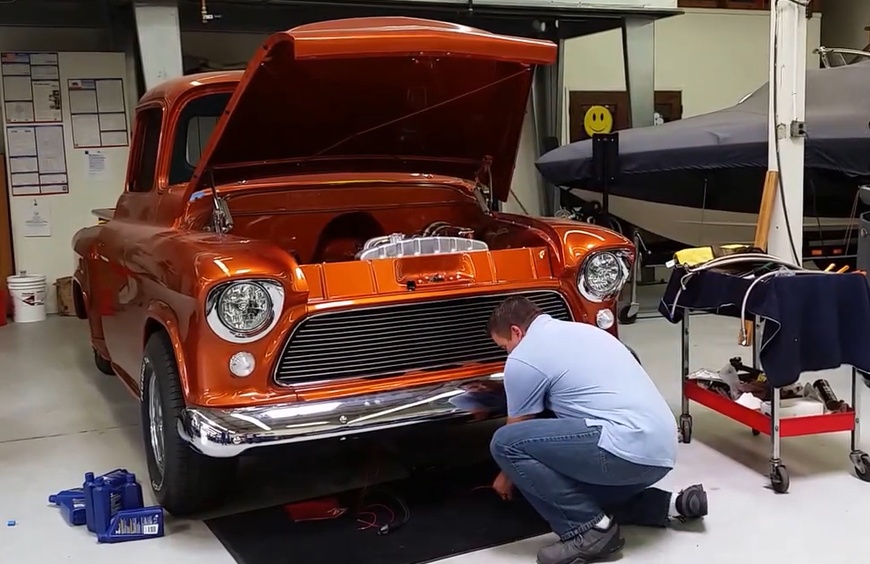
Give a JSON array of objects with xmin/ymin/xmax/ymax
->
[{"xmin": 492, "ymin": 471, "xmax": 514, "ymax": 501}]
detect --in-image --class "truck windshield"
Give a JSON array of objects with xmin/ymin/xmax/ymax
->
[{"xmin": 168, "ymin": 92, "xmax": 231, "ymax": 185}]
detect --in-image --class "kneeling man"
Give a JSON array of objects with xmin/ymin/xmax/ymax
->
[{"xmin": 487, "ymin": 296, "xmax": 707, "ymax": 564}]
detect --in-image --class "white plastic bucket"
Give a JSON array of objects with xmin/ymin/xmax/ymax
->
[{"xmin": 7, "ymin": 273, "xmax": 47, "ymax": 324}]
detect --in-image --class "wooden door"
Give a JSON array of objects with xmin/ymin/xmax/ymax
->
[{"xmin": 568, "ymin": 90, "xmax": 683, "ymax": 143}]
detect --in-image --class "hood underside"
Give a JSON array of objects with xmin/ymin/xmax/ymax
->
[{"xmin": 186, "ymin": 17, "xmax": 557, "ymax": 202}]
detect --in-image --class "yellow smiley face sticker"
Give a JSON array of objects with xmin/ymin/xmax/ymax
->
[{"xmin": 583, "ymin": 105, "xmax": 613, "ymax": 137}]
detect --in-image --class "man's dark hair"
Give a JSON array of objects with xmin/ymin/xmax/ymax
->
[{"xmin": 487, "ymin": 296, "xmax": 543, "ymax": 337}]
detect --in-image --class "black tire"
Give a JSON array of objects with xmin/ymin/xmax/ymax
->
[
  {"xmin": 855, "ymin": 454, "xmax": 870, "ymax": 483},
  {"xmin": 140, "ymin": 331, "xmax": 237, "ymax": 516},
  {"xmin": 94, "ymin": 348, "xmax": 115, "ymax": 375},
  {"xmin": 618, "ymin": 305, "xmax": 638, "ymax": 325},
  {"xmin": 770, "ymin": 465, "xmax": 789, "ymax": 494},
  {"xmin": 679, "ymin": 414, "xmax": 692, "ymax": 444}
]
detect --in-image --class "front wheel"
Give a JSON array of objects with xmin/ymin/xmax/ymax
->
[{"xmin": 140, "ymin": 331, "xmax": 237, "ymax": 516}]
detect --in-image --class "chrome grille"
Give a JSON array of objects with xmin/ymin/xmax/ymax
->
[{"xmin": 273, "ymin": 290, "xmax": 573, "ymax": 385}]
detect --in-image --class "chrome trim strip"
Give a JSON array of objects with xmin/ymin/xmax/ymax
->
[
  {"xmin": 177, "ymin": 372, "xmax": 508, "ymax": 458},
  {"xmin": 270, "ymin": 288, "xmax": 573, "ymax": 387}
]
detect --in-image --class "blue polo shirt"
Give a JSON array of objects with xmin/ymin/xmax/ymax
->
[{"xmin": 504, "ymin": 314, "xmax": 678, "ymax": 469}]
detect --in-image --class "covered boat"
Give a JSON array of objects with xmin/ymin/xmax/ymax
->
[{"xmin": 535, "ymin": 59, "xmax": 870, "ymax": 249}]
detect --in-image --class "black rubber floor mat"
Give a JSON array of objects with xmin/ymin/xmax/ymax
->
[{"xmin": 206, "ymin": 461, "xmax": 551, "ymax": 564}]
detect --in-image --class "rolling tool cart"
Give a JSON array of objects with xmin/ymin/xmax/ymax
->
[{"xmin": 659, "ymin": 252, "xmax": 870, "ymax": 493}]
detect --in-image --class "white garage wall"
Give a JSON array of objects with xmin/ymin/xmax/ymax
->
[{"xmin": 564, "ymin": 8, "xmax": 822, "ymax": 121}]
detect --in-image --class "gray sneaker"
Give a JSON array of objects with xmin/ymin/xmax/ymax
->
[
  {"xmin": 674, "ymin": 484, "xmax": 708, "ymax": 521},
  {"xmin": 536, "ymin": 520, "xmax": 624, "ymax": 564}
]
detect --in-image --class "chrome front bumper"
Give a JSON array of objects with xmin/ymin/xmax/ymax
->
[{"xmin": 177, "ymin": 372, "xmax": 507, "ymax": 458}]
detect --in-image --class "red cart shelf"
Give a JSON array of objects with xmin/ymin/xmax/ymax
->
[
  {"xmin": 677, "ymin": 312, "xmax": 868, "ymax": 493},
  {"xmin": 684, "ymin": 380, "xmax": 856, "ymax": 438}
]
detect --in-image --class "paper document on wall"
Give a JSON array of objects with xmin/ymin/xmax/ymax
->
[
  {"xmin": 69, "ymin": 88, "xmax": 98, "ymax": 113},
  {"xmin": 100, "ymin": 131, "xmax": 128, "ymax": 146},
  {"xmin": 28, "ymin": 53, "xmax": 57, "ymax": 66},
  {"xmin": 30, "ymin": 65, "xmax": 59, "ymax": 80},
  {"xmin": 71, "ymin": 114, "xmax": 101, "ymax": 148},
  {"xmin": 1, "ymin": 63, "xmax": 29, "ymax": 76},
  {"xmin": 35, "ymin": 125, "xmax": 66, "ymax": 175},
  {"xmin": 22, "ymin": 199, "xmax": 51, "ymax": 237},
  {"xmin": 96, "ymin": 79, "xmax": 125, "ymax": 113},
  {"xmin": 99, "ymin": 113, "xmax": 126, "ymax": 132},
  {"xmin": 67, "ymin": 77, "xmax": 129, "ymax": 147},
  {"xmin": 11, "ymin": 172, "xmax": 39, "ymax": 186},
  {"xmin": 11, "ymin": 185, "xmax": 39, "ymax": 196},
  {"xmin": 6, "ymin": 126, "xmax": 37, "ymax": 157},
  {"xmin": 40, "ymin": 173, "xmax": 67, "ymax": 185},
  {"xmin": 2, "ymin": 53, "xmax": 60, "ymax": 124},
  {"xmin": 6, "ymin": 124, "xmax": 69, "ymax": 195},
  {"xmin": 9, "ymin": 156, "xmax": 38, "ymax": 174},
  {"xmin": 2, "ymin": 75, "xmax": 32, "ymax": 101},
  {"xmin": 39, "ymin": 183, "xmax": 68, "ymax": 195},
  {"xmin": 86, "ymin": 150, "xmax": 107, "ymax": 178},
  {"xmin": 4, "ymin": 101, "xmax": 34, "ymax": 122},
  {"xmin": 31, "ymin": 80, "xmax": 62, "ymax": 122}
]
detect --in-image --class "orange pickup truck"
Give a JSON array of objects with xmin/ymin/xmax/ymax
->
[{"xmin": 71, "ymin": 16, "xmax": 635, "ymax": 516}]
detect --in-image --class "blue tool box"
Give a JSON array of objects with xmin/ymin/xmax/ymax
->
[{"xmin": 48, "ymin": 469, "xmax": 165, "ymax": 543}]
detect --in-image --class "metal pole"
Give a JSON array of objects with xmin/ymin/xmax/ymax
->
[
  {"xmin": 679, "ymin": 311, "xmax": 692, "ymax": 444},
  {"xmin": 851, "ymin": 368, "xmax": 863, "ymax": 454},
  {"xmin": 766, "ymin": 0, "xmax": 808, "ymax": 264}
]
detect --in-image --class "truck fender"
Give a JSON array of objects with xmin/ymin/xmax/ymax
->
[{"xmin": 143, "ymin": 301, "xmax": 190, "ymax": 399}]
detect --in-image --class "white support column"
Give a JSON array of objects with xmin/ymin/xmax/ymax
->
[
  {"xmin": 133, "ymin": 1, "xmax": 184, "ymax": 91},
  {"xmin": 532, "ymin": 38, "xmax": 567, "ymax": 216},
  {"xmin": 767, "ymin": 0, "xmax": 808, "ymax": 263},
  {"xmin": 622, "ymin": 17, "xmax": 656, "ymax": 128}
]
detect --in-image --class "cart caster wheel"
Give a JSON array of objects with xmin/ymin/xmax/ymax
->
[
  {"xmin": 618, "ymin": 304, "xmax": 638, "ymax": 325},
  {"xmin": 770, "ymin": 464, "xmax": 789, "ymax": 493},
  {"xmin": 851, "ymin": 451, "xmax": 870, "ymax": 482},
  {"xmin": 752, "ymin": 429, "xmax": 761, "ymax": 436},
  {"xmin": 679, "ymin": 415, "xmax": 693, "ymax": 444}
]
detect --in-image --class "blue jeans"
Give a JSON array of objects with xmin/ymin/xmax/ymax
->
[{"xmin": 490, "ymin": 418, "xmax": 673, "ymax": 541}]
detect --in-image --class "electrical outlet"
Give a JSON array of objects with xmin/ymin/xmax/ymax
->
[{"xmin": 789, "ymin": 121, "xmax": 807, "ymax": 138}]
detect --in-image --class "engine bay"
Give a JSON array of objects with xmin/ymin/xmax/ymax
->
[{"xmin": 211, "ymin": 184, "xmax": 541, "ymax": 265}]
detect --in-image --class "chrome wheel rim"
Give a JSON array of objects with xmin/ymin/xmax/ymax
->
[{"xmin": 148, "ymin": 368, "xmax": 165, "ymax": 476}]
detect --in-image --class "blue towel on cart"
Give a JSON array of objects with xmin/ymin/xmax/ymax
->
[{"xmin": 659, "ymin": 268, "xmax": 870, "ymax": 388}]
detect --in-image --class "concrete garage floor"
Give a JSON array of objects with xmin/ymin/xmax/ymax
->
[{"xmin": 1, "ymin": 314, "xmax": 867, "ymax": 563}]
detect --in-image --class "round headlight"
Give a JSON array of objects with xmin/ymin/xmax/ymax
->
[
  {"xmin": 578, "ymin": 251, "xmax": 627, "ymax": 301},
  {"xmin": 217, "ymin": 282, "xmax": 272, "ymax": 334}
]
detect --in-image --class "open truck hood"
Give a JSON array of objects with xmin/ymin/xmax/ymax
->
[{"xmin": 186, "ymin": 17, "xmax": 557, "ymax": 203}]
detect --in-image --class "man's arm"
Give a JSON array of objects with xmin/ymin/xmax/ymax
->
[
  {"xmin": 493, "ymin": 359, "xmax": 548, "ymax": 499},
  {"xmin": 504, "ymin": 357, "xmax": 549, "ymax": 420}
]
